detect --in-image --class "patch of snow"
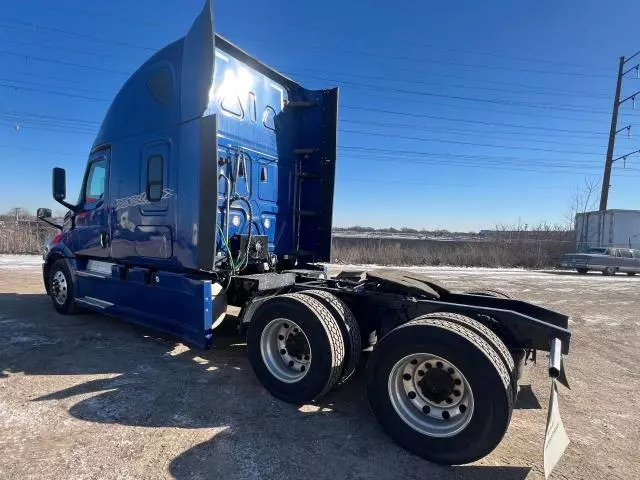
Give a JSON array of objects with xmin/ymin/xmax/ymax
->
[{"xmin": 0, "ymin": 254, "xmax": 42, "ymax": 269}]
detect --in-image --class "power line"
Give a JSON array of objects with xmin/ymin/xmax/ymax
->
[
  {"xmin": 288, "ymin": 72, "xmax": 612, "ymax": 114},
  {"xmin": 339, "ymin": 157, "xmax": 640, "ymax": 177},
  {"xmin": 0, "ymin": 82, "xmax": 109, "ymax": 102},
  {"xmin": 12, "ymin": 0, "xmax": 612, "ymax": 73},
  {"xmin": 0, "ymin": 34, "xmax": 138, "ymax": 60},
  {"xmin": 342, "ymin": 105, "xmax": 609, "ymax": 134},
  {"xmin": 339, "ymin": 129, "xmax": 609, "ymax": 156},
  {"xmin": 340, "ymin": 119, "xmax": 610, "ymax": 142},
  {"xmin": 0, "ymin": 109, "xmax": 100, "ymax": 126},
  {"xmin": 0, "ymin": 121, "xmax": 94, "ymax": 135},
  {"xmin": 0, "ymin": 49, "xmax": 130, "ymax": 74},
  {"xmin": 0, "ymin": 77, "xmax": 115, "ymax": 97},
  {"xmin": 0, "ymin": 17, "xmax": 156, "ymax": 52},
  {"xmin": 1, "ymin": 23, "xmax": 612, "ymax": 101},
  {"xmin": 337, "ymin": 85, "xmax": 612, "ymax": 124},
  {"xmin": 270, "ymin": 43, "xmax": 615, "ymax": 79},
  {"xmin": 339, "ymin": 146, "xmax": 640, "ymax": 171},
  {"xmin": 0, "ymin": 105, "xmax": 612, "ymax": 157},
  {"xmin": 338, "ymin": 178, "xmax": 571, "ymax": 189},
  {"xmin": 341, "ymin": 150, "xmax": 637, "ymax": 170},
  {"xmin": 283, "ymin": 65, "xmax": 612, "ymax": 100},
  {"xmin": 0, "ymin": 57, "xmax": 613, "ymax": 125},
  {"xmin": 270, "ymin": 24, "xmax": 611, "ymax": 72},
  {"xmin": 1, "ymin": 15, "xmax": 616, "ymax": 85},
  {"xmin": 13, "ymin": 1, "xmax": 171, "ymax": 30},
  {"xmin": 340, "ymin": 145, "xmax": 604, "ymax": 163}
]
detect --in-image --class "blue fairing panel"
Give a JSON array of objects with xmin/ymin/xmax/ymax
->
[{"xmin": 73, "ymin": 261, "xmax": 218, "ymax": 349}]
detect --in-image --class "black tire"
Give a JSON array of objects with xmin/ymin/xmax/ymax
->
[
  {"xmin": 247, "ymin": 293, "xmax": 345, "ymax": 403},
  {"xmin": 299, "ymin": 289, "xmax": 361, "ymax": 385},
  {"xmin": 420, "ymin": 312, "xmax": 516, "ymax": 397},
  {"xmin": 627, "ymin": 272, "xmax": 636, "ymax": 276},
  {"xmin": 48, "ymin": 259, "xmax": 78, "ymax": 314},
  {"xmin": 460, "ymin": 290, "xmax": 517, "ymax": 395},
  {"xmin": 366, "ymin": 317, "xmax": 513, "ymax": 465},
  {"xmin": 602, "ymin": 267, "xmax": 616, "ymax": 276},
  {"xmin": 576, "ymin": 268, "xmax": 588, "ymax": 275},
  {"xmin": 464, "ymin": 288, "xmax": 513, "ymax": 299}
]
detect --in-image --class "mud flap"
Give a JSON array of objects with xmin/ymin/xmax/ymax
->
[{"xmin": 543, "ymin": 339, "xmax": 570, "ymax": 478}]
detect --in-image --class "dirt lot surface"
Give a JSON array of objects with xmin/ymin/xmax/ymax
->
[{"xmin": 1, "ymin": 256, "xmax": 638, "ymax": 479}]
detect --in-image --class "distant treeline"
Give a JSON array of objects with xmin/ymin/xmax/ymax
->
[
  {"xmin": 331, "ymin": 225, "xmax": 575, "ymax": 269},
  {"xmin": 333, "ymin": 226, "xmax": 471, "ymax": 236},
  {"xmin": 2, "ymin": 218, "xmax": 575, "ymax": 269},
  {"xmin": 0, "ymin": 219, "xmax": 57, "ymax": 255}
]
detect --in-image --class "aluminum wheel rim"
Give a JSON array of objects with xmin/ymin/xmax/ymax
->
[
  {"xmin": 260, "ymin": 318, "xmax": 311, "ymax": 383},
  {"xmin": 52, "ymin": 270, "xmax": 68, "ymax": 306},
  {"xmin": 388, "ymin": 353, "xmax": 474, "ymax": 438}
]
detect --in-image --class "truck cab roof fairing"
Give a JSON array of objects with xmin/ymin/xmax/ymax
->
[
  {"xmin": 92, "ymin": 0, "xmax": 306, "ymax": 150},
  {"xmin": 92, "ymin": 0, "xmax": 215, "ymax": 148}
]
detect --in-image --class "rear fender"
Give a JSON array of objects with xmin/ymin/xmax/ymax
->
[{"xmin": 413, "ymin": 294, "xmax": 571, "ymax": 354}]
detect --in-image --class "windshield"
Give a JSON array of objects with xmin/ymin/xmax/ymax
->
[{"xmin": 587, "ymin": 248, "xmax": 608, "ymax": 254}]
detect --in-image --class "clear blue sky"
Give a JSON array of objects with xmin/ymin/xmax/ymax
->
[{"xmin": 1, "ymin": 0, "xmax": 638, "ymax": 231}]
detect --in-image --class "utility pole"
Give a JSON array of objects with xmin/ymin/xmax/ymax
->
[{"xmin": 599, "ymin": 51, "xmax": 640, "ymax": 211}]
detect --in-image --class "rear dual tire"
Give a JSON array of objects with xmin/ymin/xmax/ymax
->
[
  {"xmin": 298, "ymin": 289, "xmax": 361, "ymax": 385},
  {"xmin": 366, "ymin": 314, "xmax": 514, "ymax": 465},
  {"xmin": 247, "ymin": 292, "xmax": 358, "ymax": 404}
]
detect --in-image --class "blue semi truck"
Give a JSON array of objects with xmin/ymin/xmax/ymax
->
[{"xmin": 37, "ymin": 0, "xmax": 571, "ymax": 471}]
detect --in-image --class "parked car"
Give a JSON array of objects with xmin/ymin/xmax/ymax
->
[{"xmin": 559, "ymin": 247, "xmax": 640, "ymax": 275}]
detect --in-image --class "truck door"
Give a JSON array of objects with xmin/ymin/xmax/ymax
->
[{"xmin": 74, "ymin": 148, "xmax": 111, "ymax": 259}]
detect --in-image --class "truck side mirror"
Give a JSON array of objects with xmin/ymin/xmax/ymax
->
[
  {"xmin": 52, "ymin": 167, "xmax": 79, "ymax": 213},
  {"xmin": 53, "ymin": 167, "xmax": 67, "ymax": 201},
  {"xmin": 37, "ymin": 208, "xmax": 52, "ymax": 219}
]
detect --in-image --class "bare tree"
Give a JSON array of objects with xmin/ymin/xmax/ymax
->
[{"xmin": 565, "ymin": 177, "xmax": 599, "ymax": 230}]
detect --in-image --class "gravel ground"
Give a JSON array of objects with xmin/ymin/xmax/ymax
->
[{"xmin": 0, "ymin": 256, "xmax": 638, "ymax": 479}]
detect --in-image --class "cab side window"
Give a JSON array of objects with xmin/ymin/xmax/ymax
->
[
  {"xmin": 85, "ymin": 159, "xmax": 106, "ymax": 204},
  {"xmin": 147, "ymin": 155, "xmax": 164, "ymax": 202}
]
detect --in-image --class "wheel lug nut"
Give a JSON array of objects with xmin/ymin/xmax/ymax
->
[
  {"xmin": 278, "ymin": 335, "xmax": 284, "ymax": 340},
  {"xmin": 288, "ymin": 361, "xmax": 294, "ymax": 367},
  {"xmin": 284, "ymin": 323, "xmax": 289, "ymax": 329},
  {"xmin": 293, "ymin": 328, "xmax": 299, "ymax": 333},
  {"xmin": 446, "ymin": 398, "xmax": 453, "ymax": 404},
  {"xmin": 454, "ymin": 379, "xmax": 461, "ymax": 385},
  {"xmin": 447, "ymin": 367, "xmax": 454, "ymax": 375},
  {"xmin": 402, "ymin": 373, "xmax": 411, "ymax": 381},
  {"xmin": 422, "ymin": 405, "xmax": 430, "ymax": 414},
  {"xmin": 407, "ymin": 391, "xmax": 416, "ymax": 399},
  {"xmin": 410, "ymin": 359, "xmax": 418, "ymax": 365},
  {"xmin": 453, "ymin": 390, "xmax": 461, "ymax": 397},
  {"xmin": 459, "ymin": 404, "xmax": 467, "ymax": 413},
  {"xmin": 304, "ymin": 355, "xmax": 309, "ymax": 360},
  {"xmin": 417, "ymin": 370, "xmax": 424, "ymax": 376},
  {"xmin": 436, "ymin": 361, "xmax": 443, "ymax": 369},
  {"xmin": 425, "ymin": 363, "xmax": 432, "ymax": 370},
  {"xmin": 442, "ymin": 411, "xmax": 450, "ymax": 420},
  {"xmin": 280, "ymin": 349, "xmax": 287, "ymax": 355},
  {"xmin": 300, "ymin": 365, "xmax": 305, "ymax": 372}
]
